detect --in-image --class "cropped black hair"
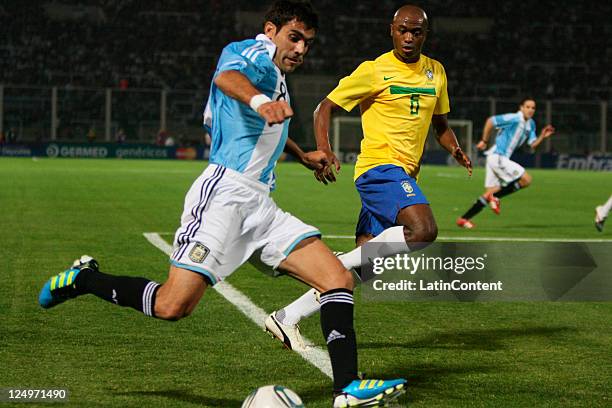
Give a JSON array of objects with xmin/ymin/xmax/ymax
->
[
  {"xmin": 519, "ymin": 97, "xmax": 536, "ymax": 106},
  {"xmin": 264, "ymin": 0, "xmax": 319, "ymax": 31}
]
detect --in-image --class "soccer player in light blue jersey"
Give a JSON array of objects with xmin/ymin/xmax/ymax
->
[
  {"xmin": 38, "ymin": 1, "xmax": 407, "ymax": 406},
  {"xmin": 457, "ymin": 97, "xmax": 555, "ymax": 228}
]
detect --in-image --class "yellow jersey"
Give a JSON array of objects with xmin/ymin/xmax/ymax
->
[{"xmin": 327, "ymin": 51, "xmax": 450, "ymax": 180}]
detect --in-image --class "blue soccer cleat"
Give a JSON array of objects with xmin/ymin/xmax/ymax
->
[
  {"xmin": 39, "ymin": 255, "xmax": 98, "ymax": 309},
  {"xmin": 333, "ymin": 378, "xmax": 407, "ymax": 407}
]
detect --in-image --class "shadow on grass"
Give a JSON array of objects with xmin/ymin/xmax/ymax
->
[
  {"xmin": 298, "ymin": 362, "xmax": 499, "ymax": 406},
  {"xmin": 360, "ymin": 326, "xmax": 574, "ymax": 351},
  {"xmin": 374, "ymin": 362, "xmax": 499, "ymax": 405},
  {"xmin": 115, "ymin": 327, "xmax": 576, "ymax": 406},
  {"xmin": 115, "ymin": 389, "xmax": 242, "ymax": 407}
]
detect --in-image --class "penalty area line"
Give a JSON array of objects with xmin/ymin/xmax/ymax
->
[{"xmin": 142, "ymin": 232, "xmax": 333, "ymax": 379}]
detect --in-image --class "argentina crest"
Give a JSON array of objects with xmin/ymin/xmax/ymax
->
[{"xmin": 189, "ymin": 242, "xmax": 210, "ymax": 263}]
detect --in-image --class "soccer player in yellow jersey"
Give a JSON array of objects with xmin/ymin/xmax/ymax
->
[{"xmin": 265, "ymin": 5, "xmax": 472, "ymax": 352}]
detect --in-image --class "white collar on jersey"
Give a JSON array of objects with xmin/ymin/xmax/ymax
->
[{"xmin": 255, "ymin": 33, "xmax": 277, "ymax": 59}]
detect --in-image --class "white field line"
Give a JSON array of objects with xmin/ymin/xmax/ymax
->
[
  {"xmin": 142, "ymin": 232, "xmax": 333, "ymax": 379},
  {"xmin": 324, "ymin": 235, "xmax": 612, "ymax": 243},
  {"xmin": 146, "ymin": 232, "xmax": 612, "ymax": 243}
]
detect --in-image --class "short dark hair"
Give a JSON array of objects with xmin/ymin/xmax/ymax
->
[
  {"xmin": 264, "ymin": 0, "xmax": 319, "ymax": 31},
  {"xmin": 519, "ymin": 97, "xmax": 536, "ymax": 106}
]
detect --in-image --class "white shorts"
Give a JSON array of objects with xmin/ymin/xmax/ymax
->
[
  {"xmin": 485, "ymin": 153, "xmax": 525, "ymax": 188},
  {"xmin": 170, "ymin": 164, "xmax": 320, "ymax": 285}
]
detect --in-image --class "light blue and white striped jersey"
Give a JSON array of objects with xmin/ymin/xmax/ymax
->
[
  {"xmin": 489, "ymin": 111, "xmax": 537, "ymax": 158},
  {"xmin": 203, "ymin": 34, "xmax": 289, "ymax": 190}
]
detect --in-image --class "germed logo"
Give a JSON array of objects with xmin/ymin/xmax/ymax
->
[{"xmin": 46, "ymin": 144, "xmax": 60, "ymax": 158}]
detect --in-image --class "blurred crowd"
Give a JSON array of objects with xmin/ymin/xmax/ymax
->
[{"xmin": 0, "ymin": 0, "xmax": 609, "ymax": 99}]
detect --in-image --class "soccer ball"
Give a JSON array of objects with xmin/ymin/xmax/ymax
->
[{"xmin": 241, "ymin": 385, "xmax": 305, "ymax": 408}]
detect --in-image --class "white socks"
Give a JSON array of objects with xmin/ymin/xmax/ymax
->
[
  {"xmin": 275, "ymin": 288, "xmax": 320, "ymax": 325},
  {"xmin": 277, "ymin": 226, "xmax": 411, "ymax": 325},
  {"xmin": 338, "ymin": 226, "xmax": 410, "ymax": 270}
]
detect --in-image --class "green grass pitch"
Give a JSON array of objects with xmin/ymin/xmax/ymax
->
[{"xmin": 0, "ymin": 157, "xmax": 610, "ymax": 407}]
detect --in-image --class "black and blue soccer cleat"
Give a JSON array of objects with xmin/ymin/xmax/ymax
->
[
  {"xmin": 39, "ymin": 255, "xmax": 98, "ymax": 309},
  {"xmin": 333, "ymin": 378, "xmax": 407, "ymax": 407}
]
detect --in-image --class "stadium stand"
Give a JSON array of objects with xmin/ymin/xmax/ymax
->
[
  {"xmin": 0, "ymin": 1, "xmax": 610, "ymax": 149},
  {"xmin": 1, "ymin": 1, "xmax": 610, "ymax": 98}
]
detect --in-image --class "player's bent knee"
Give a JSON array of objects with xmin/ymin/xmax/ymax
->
[
  {"xmin": 322, "ymin": 268, "xmax": 354, "ymax": 292},
  {"xmin": 407, "ymin": 223, "xmax": 438, "ymax": 243},
  {"xmin": 338, "ymin": 268, "xmax": 355, "ymax": 289}
]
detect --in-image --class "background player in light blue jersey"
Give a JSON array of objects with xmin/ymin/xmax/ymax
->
[
  {"xmin": 38, "ymin": 1, "xmax": 407, "ymax": 406},
  {"xmin": 457, "ymin": 97, "xmax": 555, "ymax": 228}
]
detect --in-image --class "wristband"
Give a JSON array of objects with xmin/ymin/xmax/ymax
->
[{"xmin": 249, "ymin": 94, "xmax": 272, "ymax": 112}]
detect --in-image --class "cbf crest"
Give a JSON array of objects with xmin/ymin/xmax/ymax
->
[
  {"xmin": 425, "ymin": 69, "xmax": 434, "ymax": 81},
  {"xmin": 401, "ymin": 181, "xmax": 414, "ymax": 194}
]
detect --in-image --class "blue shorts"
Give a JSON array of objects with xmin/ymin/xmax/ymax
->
[{"xmin": 355, "ymin": 164, "xmax": 429, "ymax": 237}]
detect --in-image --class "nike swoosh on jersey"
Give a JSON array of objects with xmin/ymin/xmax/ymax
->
[{"xmin": 383, "ymin": 76, "xmax": 396, "ymax": 80}]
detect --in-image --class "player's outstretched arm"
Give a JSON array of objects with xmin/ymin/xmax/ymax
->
[
  {"xmin": 432, "ymin": 114, "xmax": 473, "ymax": 176},
  {"xmin": 214, "ymin": 70, "xmax": 292, "ymax": 125},
  {"xmin": 284, "ymin": 137, "xmax": 328, "ymax": 171},
  {"xmin": 530, "ymin": 124, "xmax": 556, "ymax": 150},
  {"xmin": 312, "ymin": 98, "xmax": 342, "ymax": 184}
]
